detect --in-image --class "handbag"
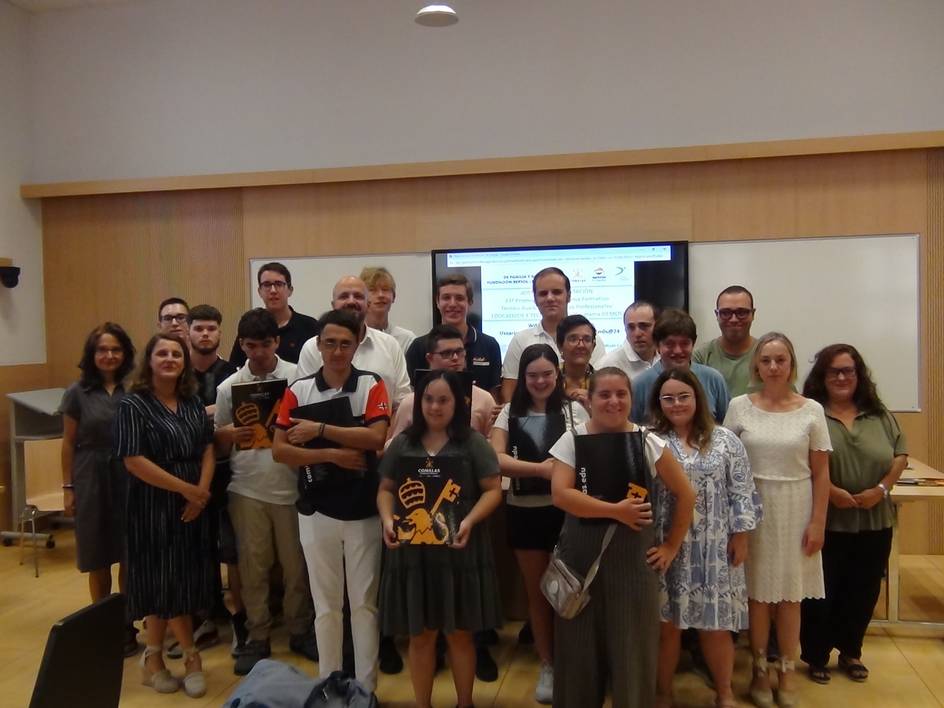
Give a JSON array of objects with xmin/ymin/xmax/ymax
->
[{"xmin": 540, "ymin": 524, "xmax": 616, "ymax": 619}]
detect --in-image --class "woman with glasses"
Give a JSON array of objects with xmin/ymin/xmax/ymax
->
[
  {"xmin": 489, "ymin": 344, "xmax": 588, "ymax": 703},
  {"xmin": 61, "ymin": 323, "xmax": 138, "ymax": 654},
  {"xmin": 799, "ymin": 344, "xmax": 906, "ymax": 685},
  {"xmin": 556, "ymin": 315, "xmax": 597, "ymax": 412},
  {"xmin": 723, "ymin": 332, "xmax": 832, "ymax": 708},
  {"xmin": 647, "ymin": 368, "xmax": 761, "ymax": 708}
]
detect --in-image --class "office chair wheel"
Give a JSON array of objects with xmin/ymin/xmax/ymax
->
[
  {"xmin": 1, "ymin": 538, "xmax": 12, "ymax": 547},
  {"xmin": 46, "ymin": 538, "xmax": 55, "ymax": 549}
]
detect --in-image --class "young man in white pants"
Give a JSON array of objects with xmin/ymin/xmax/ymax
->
[{"xmin": 273, "ymin": 309, "xmax": 390, "ymax": 692}]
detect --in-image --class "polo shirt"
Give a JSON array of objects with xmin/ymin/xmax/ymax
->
[
  {"xmin": 630, "ymin": 361, "xmax": 730, "ymax": 425},
  {"xmin": 385, "ymin": 384, "xmax": 496, "ymax": 442},
  {"xmin": 228, "ymin": 308, "xmax": 320, "ymax": 367},
  {"xmin": 296, "ymin": 325, "xmax": 411, "ymax": 406},
  {"xmin": 214, "ymin": 356, "xmax": 298, "ymax": 505},
  {"xmin": 598, "ymin": 341, "xmax": 660, "ymax": 381},
  {"xmin": 405, "ymin": 326, "xmax": 502, "ymax": 392},
  {"xmin": 693, "ymin": 338, "xmax": 758, "ymax": 398},
  {"xmin": 276, "ymin": 366, "xmax": 390, "ymax": 520},
  {"xmin": 501, "ymin": 324, "xmax": 606, "ymax": 380},
  {"xmin": 194, "ymin": 357, "xmax": 238, "ymax": 407}
]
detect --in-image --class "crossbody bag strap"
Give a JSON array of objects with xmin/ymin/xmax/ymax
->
[{"xmin": 581, "ymin": 523, "xmax": 617, "ymax": 590}]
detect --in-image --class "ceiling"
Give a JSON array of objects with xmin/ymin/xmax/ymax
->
[{"xmin": 8, "ymin": 0, "xmax": 136, "ymax": 12}]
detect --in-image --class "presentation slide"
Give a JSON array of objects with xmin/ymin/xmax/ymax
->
[{"xmin": 436, "ymin": 244, "xmax": 678, "ymax": 358}]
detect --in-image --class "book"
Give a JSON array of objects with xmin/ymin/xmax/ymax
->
[
  {"xmin": 508, "ymin": 412, "xmax": 566, "ymax": 496},
  {"xmin": 393, "ymin": 455, "xmax": 469, "ymax": 546},
  {"xmin": 413, "ymin": 369, "xmax": 473, "ymax": 414},
  {"xmin": 230, "ymin": 378, "xmax": 287, "ymax": 450},
  {"xmin": 290, "ymin": 396, "xmax": 376, "ymax": 514},
  {"xmin": 574, "ymin": 431, "xmax": 650, "ymax": 524}
]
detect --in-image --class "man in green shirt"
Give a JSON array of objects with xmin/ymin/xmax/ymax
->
[{"xmin": 693, "ymin": 285, "xmax": 758, "ymax": 397}]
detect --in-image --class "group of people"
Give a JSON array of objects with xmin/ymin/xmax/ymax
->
[{"xmin": 60, "ymin": 261, "xmax": 906, "ymax": 708}]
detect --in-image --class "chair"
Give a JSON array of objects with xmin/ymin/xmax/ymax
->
[
  {"xmin": 18, "ymin": 438, "xmax": 65, "ymax": 577},
  {"xmin": 29, "ymin": 593, "xmax": 125, "ymax": 708}
]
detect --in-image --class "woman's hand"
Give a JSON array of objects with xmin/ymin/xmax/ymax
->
[
  {"xmin": 612, "ymin": 497, "xmax": 653, "ymax": 530},
  {"xmin": 181, "ymin": 483, "xmax": 211, "ymax": 507},
  {"xmin": 728, "ymin": 532, "xmax": 748, "ymax": 566},
  {"xmin": 802, "ymin": 520, "xmax": 825, "ymax": 556},
  {"xmin": 452, "ymin": 518, "xmax": 473, "ymax": 549},
  {"xmin": 381, "ymin": 517, "xmax": 399, "ymax": 549},
  {"xmin": 852, "ymin": 486, "xmax": 885, "ymax": 510},
  {"xmin": 181, "ymin": 500, "xmax": 204, "ymax": 523},
  {"xmin": 333, "ymin": 448, "xmax": 368, "ymax": 471},
  {"xmin": 646, "ymin": 543, "xmax": 678, "ymax": 574},
  {"xmin": 286, "ymin": 418, "xmax": 321, "ymax": 445},
  {"xmin": 569, "ymin": 388, "xmax": 590, "ymax": 410},
  {"xmin": 63, "ymin": 488, "xmax": 75, "ymax": 517},
  {"xmin": 829, "ymin": 486, "xmax": 859, "ymax": 509}
]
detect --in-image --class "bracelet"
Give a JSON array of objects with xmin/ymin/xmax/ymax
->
[
  {"xmin": 878, "ymin": 482, "xmax": 890, "ymax": 498},
  {"xmin": 319, "ymin": 422, "xmax": 326, "ymax": 438},
  {"xmin": 62, "ymin": 483, "xmax": 74, "ymax": 490}
]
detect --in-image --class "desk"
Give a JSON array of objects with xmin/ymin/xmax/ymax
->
[{"xmin": 874, "ymin": 457, "xmax": 944, "ymax": 636}]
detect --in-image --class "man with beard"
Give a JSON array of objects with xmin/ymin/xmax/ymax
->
[
  {"xmin": 693, "ymin": 285, "xmax": 758, "ymax": 398},
  {"xmin": 297, "ymin": 276, "xmax": 411, "ymax": 408},
  {"xmin": 230, "ymin": 262, "xmax": 320, "ymax": 366},
  {"xmin": 189, "ymin": 304, "xmax": 238, "ymax": 416}
]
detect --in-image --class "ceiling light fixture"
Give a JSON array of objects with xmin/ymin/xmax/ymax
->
[{"xmin": 415, "ymin": 4, "xmax": 458, "ymax": 27}]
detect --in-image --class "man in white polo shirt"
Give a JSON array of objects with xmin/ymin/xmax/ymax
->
[
  {"xmin": 297, "ymin": 275, "xmax": 411, "ymax": 408},
  {"xmin": 500, "ymin": 267, "xmax": 606, "ymax": 402},
  {"xmin": 598, "ymin": 300, "xmax": 660, "ymax": 381}
]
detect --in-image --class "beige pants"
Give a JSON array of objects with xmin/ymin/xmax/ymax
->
[{"xmin": 228, "ymin": 492, "xmax": 313, "ymax": 641}]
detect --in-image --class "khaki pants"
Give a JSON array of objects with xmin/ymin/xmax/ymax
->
[{"xmin": 228, "ymin": 492, "xmax": 313, "ymax": 641}]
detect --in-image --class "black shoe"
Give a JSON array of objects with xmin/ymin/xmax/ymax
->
[
  {"xmin": 289, "ymin": 632, "xmax": 319, "ymax": 662},
  {"xmin": 475, "ymin": 645, "xmax": 498, "ymax": 682},
  {"xmin": 231, "ymin": 610, "xmax": 249, "ymax": 658},
  {"xmin": 518, "ymin": 622, "xmax": 533, "ymax": 646},
  {"xmin": 379, "ymin": 636, "xmax": 404, "ymax": 675},
  {"xmin": 234, "ymin": 639, "xmax": 271, "ymax": 676}
]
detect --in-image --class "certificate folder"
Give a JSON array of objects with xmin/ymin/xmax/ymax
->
[
  {"xmin": 231, "ymin": 379, "xmax": 287, "ymax": 450},
  {"xmin": 393, "ymin": 455, "xmax": 468, "ymax": 546},
  {"xmin": 508, "ymin": 412, "xmax": 566, "ymax": 496},
  {"xmin": 574, "ymin": 431, "xmax": 650, "ymax": 524}
]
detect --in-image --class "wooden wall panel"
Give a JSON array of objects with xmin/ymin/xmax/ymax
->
[{"xmin": 42, "ymin": 189, "xmax": 246, "ymax": 387}]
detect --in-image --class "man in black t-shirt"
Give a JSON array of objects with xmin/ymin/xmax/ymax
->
[{"xmin": 230, "ymin": 262, "xmax": 319, "ymax": 366}]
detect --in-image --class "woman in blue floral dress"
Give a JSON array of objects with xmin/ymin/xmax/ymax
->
[{"xmin": 648, "ymin": 368, "xmax": 762, "ymax": 708}]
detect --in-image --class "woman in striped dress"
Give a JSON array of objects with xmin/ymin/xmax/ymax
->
[{"xmin": 115, "ymin": 333, "xmax": 215, "ymax": 698}]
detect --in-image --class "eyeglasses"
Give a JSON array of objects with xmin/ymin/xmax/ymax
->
[
  {"xmin": 433, "ymin": 347, "xmax": 465, "ymax": 360},
  {"xmin": 564, "ymin": 335, "xmax": 594, "ymax": 345},
  {"xmin": 319, "ymin": 338, "xmax": 354, "ymax": 352},
  {"xmin": 259, "ymin": 280, "xmax": 288, "ymax": 291},
  {"xmin": 825, "ymin": 366, "xmax": 857, "ymax": 380},
  {"xmin": 715, "ymin": 308, "xmax": 754, "ymax": 320},
  {"xmin": 659, "ymin": 393, "xmax": 694, "ymax": 405},
  {"xmin": 159, "ymin": 314, "xmax": 188, "ymax": 324}
]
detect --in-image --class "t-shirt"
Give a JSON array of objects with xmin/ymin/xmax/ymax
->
[
  {"xmin": 598, "ymin": 341, "xmax": 659, "ymax": 381},
  {"xmin": 214, "ymin": 357, "xmax": 299, "ymax": 505},
  {"xmin": 296, "ymin": 325, "xmax": 411, "ymax": 406},
  {"xmin": 386, "ymin": 385, "xmax": 496, "ymax": 442},
  {"xmin": 229, "ymin": 308, "xmax": 320, "ymax": 366},
  {"xmin": 493, "ymin": 401, "xmax": 589, "ymax": 507},
  {"xmin": 631, "ymin": 362, "xmax": 730, "ymax": 425},
  {"xmin": 275, "ymin": 366, "xmax": 390, "ymax": 520},
  {"xmin": 194, "ymin": 357, "xmax": 238, "ymax": 407},
  {"xmin": 549, "ymin": 422, "xmax": 667, "ymax": 478},
  {"xmin": 723, "ymin": 395, "xmax": 832, "ymax": 482},
  {"xmin": 501, "ymin": 324, "xmax": 606, "ymax": 380},
  {"xmin": 380, "ymin": 430, "xmax": 499, "ymax": 486},
  {"xmin": 693, "ymin": 338, "xmax": 758, "ymax": 398},
  {"xmin": 823, "ymin": 408, "xmax": 907, "ymax": 532},
  {"xmin": 405, "ymin": 326, "xmax": 502, "ymax": 393}
]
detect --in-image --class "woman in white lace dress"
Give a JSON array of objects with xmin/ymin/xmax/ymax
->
[{"xmin": 723, "ymin": 332, "xmax": 831, "ymax": 708}]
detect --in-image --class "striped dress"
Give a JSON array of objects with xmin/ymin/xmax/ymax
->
[{"xmin": 114, "ymin": 390, "xmax": 216, "ymax": 619}]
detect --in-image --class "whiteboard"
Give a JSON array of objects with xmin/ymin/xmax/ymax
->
[
  {"xmin": 249, "ymin": 254, "xmax": 433, "ymax": 337},
  {"xmin": 251, "ymin": 233, "xmax": 921, "ymax": 411},
  {"xmin": 689, "ymin": 234, "xmax": 920, "ymax": 412}
]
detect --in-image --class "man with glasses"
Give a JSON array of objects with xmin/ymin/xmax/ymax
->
[
  {"xmin": 694, "ymin": 285, "xmax": 758, "ymax": 397},
  {"xmin": 229, "ymin": 262, "xmax": 320, "ymax": 366},
  {"xmin": 158, "ymin": 297, "xmax": 190, "ymax": 341},
  {"xmin": 297, "ymin": 275, "xmax": 411, "ymax": 408}
]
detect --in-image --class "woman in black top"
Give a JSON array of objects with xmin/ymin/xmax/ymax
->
[{"xmin": 115, "ymin": 334, "xmax": 214, "ymax": 698}]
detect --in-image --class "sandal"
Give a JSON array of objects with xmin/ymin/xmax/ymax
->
[
  {"xmin": 182, "ymin": 647, "xmax": 207, "ymax": 698},
  {"xmin": 776, "ymin": 658, "xmax": 798, "ymax": 708},
  {"xmin": 139, "ymin": 646, "xmax": 179, "ymax": 694},
  {"xmin": 838, "ymin": 655, "xmax": 869, "ymax": 682},
  {"xmin": 808, "ymin": 663, "xmax": 831, "ymax": 684},
  {"xmin": 750, "ymin": 652, "xmax": 774, "ymax": 708}
]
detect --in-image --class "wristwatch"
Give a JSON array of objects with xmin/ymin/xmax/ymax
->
[{"xmin": 877, "ymin": 482, "xmax": 889, "ymax": 499}]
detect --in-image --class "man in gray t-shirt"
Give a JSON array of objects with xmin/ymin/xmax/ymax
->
[{"xmin": 693, "ymin": 285, "xmax": 758, "ymax": 398}]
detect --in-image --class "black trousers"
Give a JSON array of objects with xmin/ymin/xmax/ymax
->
[{"xmin": 800, "ymin": 527, "xmax": 892, "ymax": 666}]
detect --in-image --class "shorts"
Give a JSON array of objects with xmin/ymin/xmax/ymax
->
[{"xmin": 506, "ymin": 504, "xmax": 564, "ymax": 552}]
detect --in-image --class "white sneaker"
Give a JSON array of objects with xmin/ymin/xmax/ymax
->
[{"xmin": 534, "ymin": 662, "xmax": 553, "ymax": 704}]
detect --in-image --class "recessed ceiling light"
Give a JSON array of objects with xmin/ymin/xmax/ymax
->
[{"xmin": 415, "ymin": 4, "xmax": 458, "ymax": 27}]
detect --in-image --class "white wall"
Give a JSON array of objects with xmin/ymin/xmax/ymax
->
[
  {"xmin": 0, "ymin": 0, "xmax": 45, "ymax": 365},
  {"xmin": 25, "ymin": 0, "xmax": 944, "ymax": 183}
]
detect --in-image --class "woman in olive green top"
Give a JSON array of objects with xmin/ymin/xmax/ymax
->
[{"xmin": 799, "ymin": 344, "xmax": 907, "ymax": 685}]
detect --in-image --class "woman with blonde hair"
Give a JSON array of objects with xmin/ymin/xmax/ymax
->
[{"xmin": 724, "ymin": 332, "xmax": 831, "ymax": 708}]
